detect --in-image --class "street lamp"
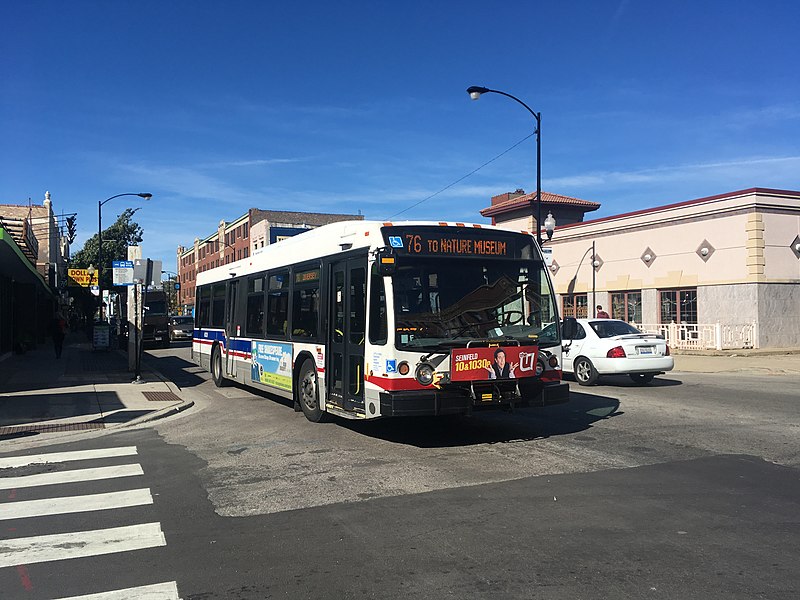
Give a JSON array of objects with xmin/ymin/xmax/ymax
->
[
  {"xmin": 467, "ymin": 85, "xmax": 542, "ymax": 245},
  {"xmin": 98, "ymin": 193, "xmax": 152, "ymax": 319}
]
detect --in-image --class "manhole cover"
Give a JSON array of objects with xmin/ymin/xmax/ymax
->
[{"xmin": 142, "ymin": 391, "xmax": 182, "ymax": 402}]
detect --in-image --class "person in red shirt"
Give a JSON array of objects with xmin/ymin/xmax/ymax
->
[{"xmin": 596, "ymin": 305, "xmax": 610, "ymax": 318}]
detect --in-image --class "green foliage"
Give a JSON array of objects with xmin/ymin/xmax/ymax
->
[{"xmin": 70, "ymin": 208, "xmax": 144, "ymax": 289}]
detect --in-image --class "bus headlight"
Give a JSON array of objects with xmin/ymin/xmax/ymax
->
[{"xmin": 415, "ymin": 363, "xmax": 435, "ymax": 386}]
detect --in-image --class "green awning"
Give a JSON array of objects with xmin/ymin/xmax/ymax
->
[{"xmin": 0, "ymin": 226, "xmax": 54, "ymax": 296}]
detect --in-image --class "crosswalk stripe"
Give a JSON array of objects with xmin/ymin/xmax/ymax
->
[
  {"xmin": 0, "ymin": 447, "xmax": 138, "ymax": 469},
  {"xmin": 0, "ymin": 488, "xmax": 153, "ymax": 521},
  {"xmin": 53, "ymin": 581, "xmax": 180, "ymax": 600},
  {"xmin": 0, "ymin": 464, "xmax": 144, "ymax": 490},
  {"xmin": 0, "ymin": 522, "xmax": 166, "ymax": 568}
]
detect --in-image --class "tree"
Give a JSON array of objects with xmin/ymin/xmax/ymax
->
[{"xmin": 70, "ymin": 208, "xmax": 144, "ymax": 290}]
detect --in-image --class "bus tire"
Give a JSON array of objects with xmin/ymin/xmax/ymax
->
[
  {"xmin": 574, "ymin": 357, "xmax": 599, "ymax": 386},
  {"xmin": 298, "ymin": 359, "xmax": 329, "ymax": 423},
  {"xmin": 211, "ymin": 345, "xmax": 227, "ymax": 388}
]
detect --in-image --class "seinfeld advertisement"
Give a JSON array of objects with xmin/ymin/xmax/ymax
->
[
  {"xmin": 450, "ymin": 346, "xmax": 539, "ymax": 381},
  {"xmin": 251, "ymin": 341, "xmax": 293, "ymax": 391}
]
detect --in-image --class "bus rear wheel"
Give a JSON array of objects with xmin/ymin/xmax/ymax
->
[
  {"xmin": 298, "ymin": 360, "xmax": 329, "ymax": 423},
  {"xmin": 211, "ymin": 345, "xmax": 227, "ymax": 387}
]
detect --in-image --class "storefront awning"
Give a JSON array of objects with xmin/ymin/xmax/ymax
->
[{"xmin": 0, "ymin": 226, "xmax": 54, "ymax": 296}]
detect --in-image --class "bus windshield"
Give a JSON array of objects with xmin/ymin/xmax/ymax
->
[{"xmin": 392, "ymin": 257, "xmax": 560, "ymax": 351}]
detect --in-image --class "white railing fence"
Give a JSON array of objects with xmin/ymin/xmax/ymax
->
[{"xmin": 632, "ymin": 322, "xmax": 758, "ymax": 350}]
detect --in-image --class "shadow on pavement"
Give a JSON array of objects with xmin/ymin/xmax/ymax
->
[
  {"xmin": 563, "ymin": 374, "xmax": 683, "ymax": 388},
  {"xmin": 0, "ymin": 391, "xmax": 125, "ymax": 427},
  {"xmin": 142, "ymin": 353, "xmax": 207, "ymax": 389},
  {"xmin": 340, "ymin": 390, "xmax": 621, "ymax": 448}
]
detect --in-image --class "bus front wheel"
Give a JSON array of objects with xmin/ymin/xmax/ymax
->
[
  {"xmin": 211, "ymin": 345, "xmax": 227, "ymax": 388},
  {"xmin": 298, "ymin": 360, "xmax": 329, "ymax": 423}
]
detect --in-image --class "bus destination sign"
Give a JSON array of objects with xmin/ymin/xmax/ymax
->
[{"xmin": 382, "ymin": 226, "xmax": 533, "ymax": 259}]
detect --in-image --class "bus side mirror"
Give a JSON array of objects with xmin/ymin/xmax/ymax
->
[
  {"xmin": 376, "ymin": 248, "xmax": 397, "ymax": 276},
  {"xmin": 561, "ymin": 317, "xmax": 578, "ymax": 341}
]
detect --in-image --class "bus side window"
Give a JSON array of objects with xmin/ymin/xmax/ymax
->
[
  {"xmin": 266, "ymin": 271, "xmax": 289, "ymax": 337},
  {"xmin": 368, "ymin": 264, "xmax": 387, "ymax": 345}
]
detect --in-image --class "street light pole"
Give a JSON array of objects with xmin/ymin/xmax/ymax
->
[
  {"xmin": 467, "ymin": 85, "xmax": 542, "ymax": 245},
  {"xmin": 97, "ymin": 193, "xmax": 152, "ymax": 320}
]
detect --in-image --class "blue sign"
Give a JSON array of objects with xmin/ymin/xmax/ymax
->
[
  {"xmin": 112, "ymin": 260, "xmax": 134, "ymax": 269},
  {"xmin": 389, "ymin": 236, "xmax": 403, "ymax": 248},
  {"xmin": 386, "ymin": 359, "xmax": 397, "ymax": 373}
]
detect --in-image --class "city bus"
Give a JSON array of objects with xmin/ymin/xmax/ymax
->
[{"xmin": 192, "ymin": 220, "xmax": 573, "ymax": 422}]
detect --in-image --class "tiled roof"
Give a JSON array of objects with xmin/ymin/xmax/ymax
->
[{"xmin": 480, "ymin": 191, "xmax": 600, "ymax": 217}]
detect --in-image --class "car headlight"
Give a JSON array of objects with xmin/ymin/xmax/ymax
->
[{"xmin": 415, "ymin": 363, "xmax": 435, "ymax": 386}]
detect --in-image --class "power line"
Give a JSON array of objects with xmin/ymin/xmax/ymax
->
[{"xmin": 385, "ymin": 131, "xmax": 536, "ymax": 220}]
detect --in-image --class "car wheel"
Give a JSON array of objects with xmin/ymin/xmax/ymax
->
[
  {"xmin": 574, "ymin": 357, "xmax": 598, "ymax": 386},
  {"xmin": 297, "ymin": 359, "xmax": 330, "ymax": 422},
  {"xmin": 629, "ymin": 373, "xmax": 656, "ymax": 385},
  {"xmin": 211, "ymin": 345, "xmax": 227, "ymax": 387}
]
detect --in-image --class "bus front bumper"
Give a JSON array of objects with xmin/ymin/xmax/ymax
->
[{"xmin": 378, "ymin": 380, "xmax": 569, "ymax": 417}]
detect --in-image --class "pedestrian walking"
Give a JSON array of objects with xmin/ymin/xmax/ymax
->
[{"xmin": 51, "ymin": 311, "xmax": 67, "ymax": 358}]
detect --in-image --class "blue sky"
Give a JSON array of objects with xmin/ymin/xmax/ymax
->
[{"xmin": 2, "ymin": 1, "xmax": 799, "ymax": 273}]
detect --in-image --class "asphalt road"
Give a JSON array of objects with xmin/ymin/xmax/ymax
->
[{"xmin": 1, "ymin": 343, "xmax": 798, "ymax": 599}]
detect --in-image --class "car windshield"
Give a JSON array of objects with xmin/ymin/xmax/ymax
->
[
  {"xmin": 589, "ymin": 320, "xmax": 643, "ymax": 338},
  {"xmin": 172, "ymin": 317, "xmax": 193, "ymax": 325},
  {"xmin": 146, "ymin": 300, "xmax": 167, "ymax": 316},
  {"xmin": 392, "ymin": 257, "xmax": 560, "ymax": 351}
]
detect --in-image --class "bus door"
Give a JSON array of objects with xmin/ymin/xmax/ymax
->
[
  {"xmin": 328, "ymin": 257, "xmax": 367, "ymax": 412},
  {"xmin": 226, "ymin": 279, "xmax": 240, "ymax": 377}
]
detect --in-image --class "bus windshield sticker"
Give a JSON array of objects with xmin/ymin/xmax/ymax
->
[
  {"xmin": 450, "ymin": 346, "xmax": 539, "ymax": 382},
  {"xmin": 251, "ymin": 341, "xmax": 293, "ymax": 391}
]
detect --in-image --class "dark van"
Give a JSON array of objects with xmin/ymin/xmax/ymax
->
[{"xmin": 143, "ymin": 290, "xmax": 170, "ymax": 348}]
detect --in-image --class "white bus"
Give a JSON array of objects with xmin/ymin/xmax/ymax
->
[{"xmin": 193, "ymin": 220, "xmax": 573, "ymax": 422}]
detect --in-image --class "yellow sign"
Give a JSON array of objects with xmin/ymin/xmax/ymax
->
[{"xmin": 67, "ymin": 268, "xmax": 95, "ymax": 287}]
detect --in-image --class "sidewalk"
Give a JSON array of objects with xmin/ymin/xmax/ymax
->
[
  {"xmin": 0, "ymin": 331, "xmax": 193, "ymax": 443},
  {"xmin": 671, "ymin": 347, "xmax": 800, "ymax": 375}
]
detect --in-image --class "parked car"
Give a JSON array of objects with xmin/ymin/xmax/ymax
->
[
  {"xmin": 169, "ymin": 316, "xmax": 195, "ymax": 341},
  {"xmin": 557, "ymin": 318, "xmax": 674, "ymax": 385}
]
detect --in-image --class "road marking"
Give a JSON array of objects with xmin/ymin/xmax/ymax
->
[
  {"xmin": 0, "ymin": 464, "xmax": 144, "ymax": 490},
  {"xmin": 0, "ymin": 447, "xmax": 138, "ymax": 469},
  {"xmin": 53, "ymin": 581, "xmax": 181, "ymax": 599},
  {"xmin": 0, "ymin": 522, "xmax": 166, "ymax": 568},
  {"xmin": 0, "ymin": 488, "xmax": 153, "ymax": 520}
]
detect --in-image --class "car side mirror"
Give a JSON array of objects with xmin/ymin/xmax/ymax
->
[{"xmin": 561, "ymin": 317, "xmax": 578, "ymax": 341}]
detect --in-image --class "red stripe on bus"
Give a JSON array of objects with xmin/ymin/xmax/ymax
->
[{"xmin": 366, "ymin": 375, "xmax": 429, "ymax": 391}]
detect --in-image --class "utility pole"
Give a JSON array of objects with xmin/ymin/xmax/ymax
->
[{"xmin": 127, "ymin": 246, "xmax": 142, "ymax": 371}]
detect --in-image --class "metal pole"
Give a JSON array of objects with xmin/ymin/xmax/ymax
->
[
  {"xmin": 586, "ymin": 241, "xmax": 597, "ymax": 318},
  {"xmin": 536, "ymin": 113, "xmax": 542, "ymax": 246},
  {"xmin": 97, "ymin": 200, "xmax": 102, "ymax": 321}
]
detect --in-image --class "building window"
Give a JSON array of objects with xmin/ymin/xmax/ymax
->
[
  {"xmin": 611, "ymin": 291, "xmax": 642, "ymax": 323},
  {"xmin": 562, "ymin": 294, "xmax": 588, "ymax": 319},
  {"xmin": 243, "ymin": 223, "xmax": 249, "ymax": 238},
  {"xmin": 659, "ymin": 288, "xmax": 697, "ymax": 324}
]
